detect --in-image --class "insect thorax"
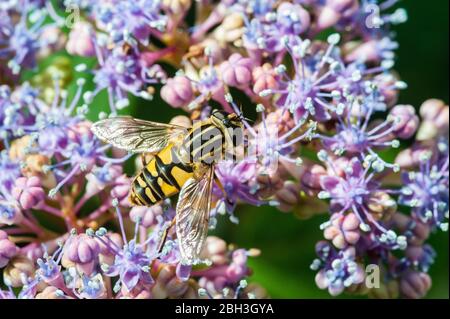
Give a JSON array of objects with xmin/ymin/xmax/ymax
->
[{"xmin": 181, "ymin": 119, "xmax": 242, "ymax": 165}]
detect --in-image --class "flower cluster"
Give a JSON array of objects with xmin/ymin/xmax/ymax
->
[{"xmin": 1, "ymin": 0, "xmax": 448, "ymax": 299}]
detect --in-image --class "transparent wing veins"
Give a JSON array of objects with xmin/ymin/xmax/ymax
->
[
  {"xmin": 176, "ymin": 166, "xmax": 214, "ymax": 265},
  {"xmin": 91, "ymin": 116, "xmax": 188, "ymax": 154}
]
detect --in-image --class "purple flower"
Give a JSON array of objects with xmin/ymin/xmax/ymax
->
[
  {"xmin": 0, "ymin": 5, "xmax": 49, "ymax": 74},
  {"xmin": 232, "ymin": 0, "xmax": 275, "ymax": 17},
  {"xmin": 312, "ymin": 241, "xmax": 364, "ymax": 296},
  {"xmin": 187, "ymin": 59, "xmax": 229, "ymax": 111},
  {"xmin": 319, "ymin": 156, "xmax": 404, "ymax": 247},
  {"xmin": 12, "ymin": 79, "xmax": 88, "ymax": 156},
  {"xmin": 399, "ymin": 153, "xmax": 449, "ymax": 231},
  {"xmin": 215, "ymin": 159, "xmax": 261, "ymax": 211},
  {"xmin": 0, "ymin": 151, "xmax": 21, "ymax": 194},
  {"xmin": 95, "ymin": 205, "xmax": 159, "ymax": 293},
  {"xmin": 226, "ymin": 95, "xmax": 315, "ymax": 174},
  {"xmin": 0, "ymin": 200, "xmax": 23, "ymax": 226},
  {"xmin": 92, "ymin": 0, "xmax": 167, "ymax": 46},
  {"xmin": 101, "ymin": 238, "xmax": 154, "ymax": 292},
  {"xmin": 76, "ymin": 273, "xmax": 107, "ymax": 299},
  {"xmin": 405, "ymin": 244, "xmax": 436, "ymax": 273},
  {"xmin": 1, "ymin": 84, "xmax": 39, "ymax": 143},
  {"xmin": 316, "ymin": 92, "xmax": 406, "ymax": 170},
  {"xmin": 36, "ymin": 244, "xmax": 66, "ymax": 288},
  {"xmin": 84, "ymin": 47, "xmax": 160, "ymax": 113},
  {"xmin": 265, "ymin": 35, "xmax": 344, "ymax": 122}
]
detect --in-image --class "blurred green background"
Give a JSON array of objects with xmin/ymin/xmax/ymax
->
[{"xmin": 29, "ymin": 0, "xmax": 449, "ymax": 299}]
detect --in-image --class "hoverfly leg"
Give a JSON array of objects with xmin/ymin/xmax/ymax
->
[{"xmin": 157, "ymin": 218, "xmax": 176, "ymax": 255}]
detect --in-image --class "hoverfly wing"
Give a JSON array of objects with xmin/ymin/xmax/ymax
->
[
  {"xmin": 176, "ymin": 166, "xmax": 215, "ymax": 265},
  {"xmin": 91, "ymin": 116, "xmax": 188, "ymax": 154}
]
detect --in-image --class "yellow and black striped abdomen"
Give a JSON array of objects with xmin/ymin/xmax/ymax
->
[{"xmin": 130, "ymin": 144, "xmax": 194, "ymax": 206}]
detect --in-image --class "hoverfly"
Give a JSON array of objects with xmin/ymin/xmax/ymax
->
[{"xmin": 91, "ymin": 110, "xmax": 244, "ymax": 264}]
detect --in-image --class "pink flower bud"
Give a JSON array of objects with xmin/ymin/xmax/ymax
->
[
  {"xmin": 12, "ymin": 176, "xmax": 45, "ymax": 210},
  {"xmin": 21, "ymin": 242, "xmax": 45, "ymax": 261},
  {"xmin": 220, "ymin": 53, "xmax": 254, "ymax": 88},
  {"xmin": 198, "ymin": 276, "xmax": 228, "ymax": 297},
  {"xmin": 301, "ymin": 164, "xmax": 327, "ymax": 190},
  {"xmin": 324, "ymin": 213, "xmax": 360, "ymax": 249},
  {"xmin": 66, "ymin": 21, "xmax": 96, "ymax": 57},
  {"xmin": 317, "ymin": 0, "xmax": 359, "ymax": 30},
  {"xmin": 417, "ymin": 99, "xmax": 449, "ymax": 141},
  {"xmin": 161, "ymin": 76, "xmax": 194, "ymax": 108},
  {"xmin": 391, "ymin": 213, "xmax": 430, "ymax": 245},
  {"xmin": 64, "ymin": 234, "xmax": 100, "ymax": 275},
  {"xmin": 266, "ymin": 109, "xmax": 296, "ymax": 136},
  {"xmin": 345, "ymin": 40, "xmax": 381, "ymax": 63},
  {"xmin": 390, "ymin": 105, "xmax": 419, "ymax": 139},
  {"xmin": 0, "ymin": 230, "xmax": 19, "ymax": 268},
  {"xmin": 39, "ymin": 26, "xmax": 66, "ymax": 58},
  {"xmin": 3, "ymin": 255, "xmax": 36, "ymax": 287},
  {"xmin": 97, "ymin": 232, "xmax": 123, "ymax": 266},
  {"xmin": 252, "ymin": 64, "xmax": 279, "ymax": 95},
  {"xmin": 420, "ymin": 99, "xmax": 449, "ymax": 123},
  {"xmin": 373, "ymin": 73, "xmax": 400, "ymax": 107},
  {"xmin": 226, "ymin": 249, "xmax": 248, "ymax": 282},
  {"xmin": 395, "ymin": 142, "xmax": 435, "ymax": 169},
  {"xmin": 129, "ymin": 205, "xmax": 163, "ymax": 228},
  {"xmin": 400, "ymin": 271, "xmax": 432, "ymax": 299},
  {"xmin": 200, "ymin": 236, "xmax": 227, "ymax": 265},
  {"xmin": 256, "ymin": 170, "xmax": 284, "ymax": 199},
  {"xmin": 152, "ymin": 264, "xmax": 189, "ymax": 298},
  {"xmin": 405, "ymin": 246, "xmax": 428, "ymax": 265},
  {"xmin": 275, "ymin": 181, "xmax": 301, "ymax": 213},
  {"xmin": 111, "ymin": 175, "xmax": 131, "ymax": 206}
]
